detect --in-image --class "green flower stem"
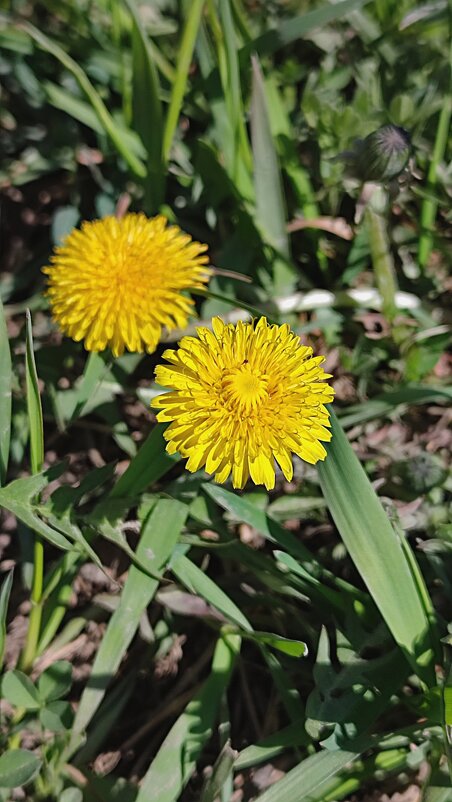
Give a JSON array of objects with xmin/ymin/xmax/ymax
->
[
  {"xmin": 364, "ymin": 205, "xmax": 398, "ymax": 324},
  {"xmin": 418, "ymin": 97, "xmax": 452, "ymax": 269},
  {"xmin": 19, "ymin": 538, "xmax": 44, "ymax": 672},
  {"xmin": 19, "ymin": 311, "xmax": 45, "ymax": 672}
]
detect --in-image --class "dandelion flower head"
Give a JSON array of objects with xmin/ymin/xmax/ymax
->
[
  {"xmin": 43, "ymin": 213, "xmax": 210, "ymax": 357},
  {"xmin": 152, "ymin": 317, "xmax": 334, "ymax": 490}
]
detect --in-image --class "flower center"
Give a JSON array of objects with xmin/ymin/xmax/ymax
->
[{"xmin": 221, "ymin": 365, "xmax": 269, "ymax": 414}]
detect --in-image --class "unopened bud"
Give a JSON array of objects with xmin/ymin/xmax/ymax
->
[{"xmin": 337, "ymin": 125, "xmax": 412, "ymax": 184}]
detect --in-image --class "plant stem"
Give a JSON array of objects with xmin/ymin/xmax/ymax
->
[
  {"xmin": 19, "ymin": 538, "xmax": 44, "ymax": 671},
  {"xmin": 365, "ymin": 205, "xmax": 398, "ymax": 323},
  {"xmin": 19, "ymin": 311, "xmax": 45, "ymax": 672}
]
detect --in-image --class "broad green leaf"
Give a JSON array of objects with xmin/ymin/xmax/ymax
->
[
  {"xmin": 0, "ymin": 475, "xmax": 73, "ymax": 552},
  {"xmin": 250, "ymin": 55, "xmax": 293, "ymax": 294},
  {"xmin": 136, "ymin": 632, "xmax": 241, "ymax": 802},
  {"xmin": 0, "ymin": 297, "xmax": 12, "ymax": 486},
  {"xmin": 25, "ymin": 310, "xmax": 43, "ymax": 475},
  {"xmin": 318, "ymin": 408, "xmax": 437, "ymax": 683},
  {"xmin": 69, "ymin": 499, "xmax": 188, "ymax": 751},
  {"xmin": 1, "ymin": 669, "xmax": 41, "ymax": 710},
  {"xmin": 51, "ymin": 205, "xmax": 80, "ymax": 246},
  {"xmin": 0, "ymin": 749, "xmax": 41, "ymax": 789},
  {"xmin": 21, "ymin": 22, "xmax": 146, "ymax": 178},
  {"xmin": 0, "ymin": 570, "xmax": 13, "ymax": 668},
  {"xmin": 37, "ymin": 660, "xmax": 72, "ymax": 703},
  {"xmin": 60, "ymin": 789, "xmax": 83, "ymax": 802},
  {"xmin": 39, "ymin": 700, "xmax": 73, "ymax": 732}
]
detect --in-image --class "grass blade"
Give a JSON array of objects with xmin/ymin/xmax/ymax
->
[
  {"xmin": 203, "ymin": 483, "xmax": 359, "ymax": 610},
  {"xmin": 163, "ymin": 0, "xmax": 205, "ymax": 161},
  {"xmin": 171, "ymin": 552, "xmax": 252, "ymax": 631},
  {"xmin": 418, "ymin": 89, "xmax": 451, "ymax": 269},
  {"xmin": 235, "ymin": 719, "xmax": 307, "ymax": 770},
  {"xmin": 317, "ymin": 408, "xmax": 438, "ymax": 684},
  {"xmin": 0, "ymin": 297, "xmax": 12, "ymax": 486},
  {"xmin": 21, "ymin": 22, "xmax": 146, "ymax": 178},
  {"xmin": 69, "ymin": 498, "xmax": 188, "ymax": 751},
  {"xmin": 217, "ymin": 0, "xmax": 253, "ymax": 192},
  {"xmin": 252, "ymin": 747, "xmax": 361, "ymax": 802},
  {"xmin": 135, "ymin": 632, "xmax": 241, "ymax": 802},
  {"xmin": 20, "ymin": 311, "xmax": 46, "ymax": 670},
  {"xmin": 196, "ymin": 15, "xmax": 252, "ymax": 199},
  {"xmin": 25, "ymin": 311, "xmax": 44, "ymax": 475},
  {"xmin": 125, "ymin": 0, "xmax": 165, "ymax": 211},
  {"xmin": 250, "ymin": 55, "xmax": 294, "ymax": 294},
  {"xmin": 0, "ymin": 570, "xmax": 13, "ymax": 669}
]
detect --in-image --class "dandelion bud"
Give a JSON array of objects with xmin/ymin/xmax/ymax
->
[
  {"xmin": 355, "ymin": 125, "xmax": 411, "ymax": 183},
  {"xmin": 337, "ymin": 125, "xmax": 412, "ymax": 184}
]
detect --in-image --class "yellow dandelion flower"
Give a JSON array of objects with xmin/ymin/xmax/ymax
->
[
  {"xmin": 43, "ymin": 213, "xmax": 210, "ymax": 357},
  {"xmin": 152, "ymin": 316, "xmax": 335, "ymax": 491}
]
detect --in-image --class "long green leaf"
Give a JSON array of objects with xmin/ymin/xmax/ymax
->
[
  {"xmin": 250, "ymin": 55, "xmax": 293, "ymax": 294},
  {"xmin": 0, "ymin": 570, "xmax": 13, "ymax": 669},
  {"xmin": 203, "ymin": 484, "xmax": 358, "ymax": 609},
  {"xmin": 135, "ymin": 632, "xmax": 241, "ymax": 802},
  {"xmin": 69, "ymin": 498, "xmax": 188, "ymax": 752},
  {"xmin": 171, "ymin": 552, "xmax": 252, "ymax": 631},
  {"xmin": 21, "ymin": 22, "xmax": 146, "ymax": 178},
  {"xmin": 125, "ymin": 0, "xmax": 165, "ymax": 211},
  {"xmin": 44, "ymin": 81, "xmax": 146, "ymax": 159},
  {"xmin": 163, "ymin": 0, "xmax": 205, "ymax": 161},
  {"xmin": 217, "ymin": 0, "xmax": 253, "ymax": 192},
  {"xmin": 0, "ymin": 297, "xmax": 11, "ymax": 486},
  {"xmin": 317, "ymin": 408, "xmax": 437, "ymax": 683},
  {"xmin": 235, "ymin": 719, "xmax": 307, "ymax": 770},
  {"xmin": 419, "ymin": 96, "xmax": 452, "ymax": 268},
  {"xmin": 253, "ymin": 747, "xmax": 361, "ymax": 802},
  {"xmin": 25, "ymin": 311, "xmax": 43, "ymax": 475}
]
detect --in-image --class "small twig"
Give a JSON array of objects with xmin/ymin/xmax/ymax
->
[
  {"xmin": 287, "ymin": 215, "xmax": 354, "ymax": 240},
  {"xmin": 115, "ymin": 193, "xmax": 132, "ymax": 219}
]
